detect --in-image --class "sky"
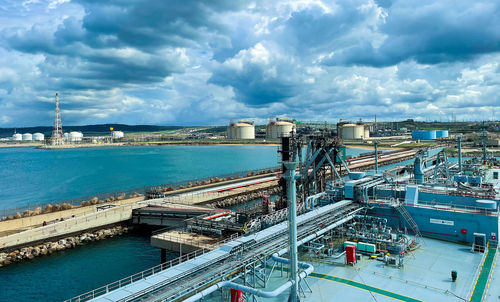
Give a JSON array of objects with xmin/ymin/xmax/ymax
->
[{"xmin": 0, "ymin": 0, "xmax": 499, "ymax": 127}]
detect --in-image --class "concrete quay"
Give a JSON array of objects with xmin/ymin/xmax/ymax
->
[
  {"xmin": 0, "ymin": 196, "xmax": 144, "ymax": 237},
  {"xmin": 0, "ymin": 201, "xmax": 147, "ymax": 251}
]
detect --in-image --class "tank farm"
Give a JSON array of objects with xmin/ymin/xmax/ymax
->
[{"xmin": 1, "ymin": 130, "xmax": 499, "ymax": 302}]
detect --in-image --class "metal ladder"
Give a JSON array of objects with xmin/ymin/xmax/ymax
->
[{"xmin": 393, "ymin": 200, "xmax": 423, "ymax": 243}]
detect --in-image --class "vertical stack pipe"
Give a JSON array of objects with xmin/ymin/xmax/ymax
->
[
  {"xmin": 482, "ymin": 123, "xmax": 487, "ymax": 162},
  {"xmin": 283, "ymin": 161, "xmax": 299, "ymax": 302},
  {"xmin": 457, "ymin": 136, "xmax": 462, "ymax": 172},
  {"xmin": 414, "ymin": 156, "xmax": 424, "ymax": 184}
]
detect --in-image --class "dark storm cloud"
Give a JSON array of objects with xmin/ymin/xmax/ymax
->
[
  {"xmin": 324, "ymin": 0, "xmax": 500, "ymax": 67},
  {"xmin": 3, "ymin": 0, "xmax": 246, "ymax": 90},
  {"xmin": 1, "ymin": 0, "xmax": 500, "ymax": 127}
]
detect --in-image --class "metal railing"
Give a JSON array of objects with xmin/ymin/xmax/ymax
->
[
  {"xmin": 64, "ymin": 233, "xmax": 239, "ymax": 302},
  {"xmin": 0, "ymin": 202, "xmax": 146, "ymax": 250},
  {"xmin": 152, "ymin": 233, "xmax": 218, "ymax": 251},
  {"xmin": 410, "ymin": 200, "xmax": 498, "ymax": 215},
  {"xmin": 466, "ymin": 243, "xmax": 490, "ymax": 301},
  {"xmin": 66, "ymin": 202, "xmax": 358, "ymax": 302},
  {"xmin": 371, "ymin": 198, "xmax": 498, "ymax": 216}
]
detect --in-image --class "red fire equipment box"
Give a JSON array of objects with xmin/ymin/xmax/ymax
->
[
  {"xmin": 346, "ymin": 245, "xmax": 356, "ymax": 264},
  {"xmin": 230, "ymin": 288, "xmax": 243, "ymax": 302}
]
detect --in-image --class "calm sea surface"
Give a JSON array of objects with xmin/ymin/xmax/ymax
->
[{"xmin": 0, "ymin": 145, "xmax": 373, "ymax": 301}]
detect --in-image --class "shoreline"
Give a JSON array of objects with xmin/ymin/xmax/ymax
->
[{"xmin": 2, "ymin": 141, "xmax": 407, "ymax": 150}]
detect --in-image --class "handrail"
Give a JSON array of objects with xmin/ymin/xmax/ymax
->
[
  {"xmin": 0, "ymin": 202, "xmax": 147, "ymax": 250},
  {"xmin": 466, "ymin": 245, "xmax": 489, "ymax": 301},
  {"xmin": 370, "ymin": 198, "xmax": 498, "ymax": 215},
  {"xmin": 64, "ymin": 233, "xmax": 239, "ymax": 302}
]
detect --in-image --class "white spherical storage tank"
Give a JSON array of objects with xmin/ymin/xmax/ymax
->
[
  {"xmin": 12, "ymin": 133, "xmax": 22, "ymax": 141},
  {"xmin": 22, "ymin": 133, "xmax": 33, "ymax": 141},
  {"xmin": 33, "ymin": 133, "xmax": 45, "ymax": 141},
  {"xmin": 68, "ymin": 131, "xmax": 83, "ymax": 142},
  {"xmin": 112, "ymin": 131, "xmax": 124, "ymax": 139}
]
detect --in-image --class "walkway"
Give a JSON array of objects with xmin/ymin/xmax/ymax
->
[
  {"xmin": 470, "ymin": 247, "xmax": 498, "ymax": 302},
  {"xmin": 309, "ymin": 271, "xmax": 423, "ymax": 302}
]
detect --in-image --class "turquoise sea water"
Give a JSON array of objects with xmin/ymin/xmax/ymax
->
[
  {"xmin": 0, "ymin": 145, "xmax": 376, "ymax": 210},
  {"xmin": 0, "ymin": 145, "xmax": 375, "ymax": 301},
  {"xmin": 0, "ymin": 230, "xmax": 170, "ymax": 302},
  {"xmin": 0, "ymin": 145, "xmax": 279, "ymax": 210}
]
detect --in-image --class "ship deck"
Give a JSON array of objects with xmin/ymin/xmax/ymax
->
[{"xmin": 205, "ymin": 237, "xmax": 499, "ymax": 302}]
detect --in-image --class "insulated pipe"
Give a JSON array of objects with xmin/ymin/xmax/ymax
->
[
  {"xmin": 182, "ymin": 264, "xmax": 313, "ymax": 302},
  {"xmin": 330, "ymin": 251, "xmax": 347, "ymax": 259},
  {"xmin": 305, "ymin": 192, "xmax": 327, "ymax": 211},
  {"xmin": 183, "ymin": 213, "xmax": 356, "ymax": 302},
  {"xmin": 283, "ymin": 161, "xmax": 299, "ymax": 302}
]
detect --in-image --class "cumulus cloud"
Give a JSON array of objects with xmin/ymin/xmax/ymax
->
[{"xmin": 0, "ymin": 0, "xmax": 499, "ymax": 127}]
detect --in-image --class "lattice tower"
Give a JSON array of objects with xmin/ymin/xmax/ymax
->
[{"xmin": 51, "ymin": 93, "xmax": 64, "ymax": 145}]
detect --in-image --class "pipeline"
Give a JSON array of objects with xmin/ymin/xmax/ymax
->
[
  {"xmin": 183, "ymin": 211, "xmax": 358, "ymax": 302},
  {"xmin": 203, "ymin": 210, "xmax": 231, "ymax": 220},
  {"xmin": 305, "ymin": 192, "xmax": 327, "ymax": 211}
]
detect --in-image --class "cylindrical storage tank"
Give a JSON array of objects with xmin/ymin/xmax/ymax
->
[
  {"xmin": 436, "ymin": 130, "xmax": 449, "ymax": 138},
  {"xmin": 12, "ymin": 133, "xmax": 22, "ymax": 141},
  {"xmin": 33, "ymin": 133, "xmax": 45, "ymax": 141},
  {"xmin": 364, "ymin": 128, "xmax": 370, "ymax": 139},
  {"xmin": 341, "ymin": 124, "xmax": 356, "ymax": 139},
  {"xmin": 266, "ymin": 121, "xmax": 295, "ymax": 139},
  {"xmin": 421, "ymin": 130, "xmax": 436, "ymax": 140},
  {"xmin": 22, "ymin": 133, "xmax": 33, "ymax": 141},
  {"xmin": 63, "ymin": 133, "xmax": 69, "ymax": 139},
  {"xmin": 234, "ymin": 123, "xmax": 255, "ymax": 139},
  {"xmin": 353, "ymin": 125, "xmax": 364, "ymax": 139},
  {"xmin": 112, "ymin": 131, "xmax": 124, "ymax": 139},
  {"xmin": 412, "ymin": 131, "xmax": 423, "ymax": 139},
  {"xmin": 69, "ymin": 131, "xmax": 83, "ymax": 142}
]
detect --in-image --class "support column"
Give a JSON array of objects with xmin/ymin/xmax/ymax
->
[
  {"xmin": 161, "ymin": 248, "xmax": 167, "ymax": 264},
  {"xmin": 374, "ymin": 141, "xmax": 379, "ymax": 174},
  {"xmin": 283, "ymin": 161, "xmax": 299, "ymax": 302}
]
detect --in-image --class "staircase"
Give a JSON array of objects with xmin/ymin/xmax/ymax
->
[{"xmin": 393, "ymin": 200, "xmax": 423, "ymax": 243}]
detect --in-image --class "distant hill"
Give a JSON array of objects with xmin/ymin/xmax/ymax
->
[{"xmin": 0, "ymin": 124, "xmax": 185, "ymax": 137}]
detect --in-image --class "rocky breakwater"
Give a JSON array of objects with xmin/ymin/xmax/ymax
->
[
  {"xmin": 0, "ymin": 225, "xmax": 129, "ymax": 267},
  {"xmin": 210, "ymin": 187, "xmax": 281, "ymax": 208}
]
